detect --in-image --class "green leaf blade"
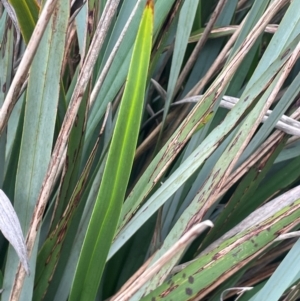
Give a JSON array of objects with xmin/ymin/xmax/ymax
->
[{"xmin": 69, "ymin": 1, "xmax": 154, "ymax": 300}]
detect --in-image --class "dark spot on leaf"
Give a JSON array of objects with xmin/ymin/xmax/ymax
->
[
  {"xmin": 232, "ymin": 249, "xmax": 241, "ymax": 257},
  {"xmin": 188, "ymin": 276, "xmax": 194, "ymax": 284},
  {"xmin": 244, "ymin": 95, "xmax": 249, "ymax": 102},
  {"xmin": 182, "ymin": 273, "xmax": 186, "ymax": 278},
  {"xmin": 186, "ymin": 288, "xmax": 193, "ymax": 296},
  {"xmin": 2, "ymin": 83, "xmax": 6, "ymax": 93},
  {"xmin": 151, "ymin": 298, "xmax": 156, "ymax": 301}
]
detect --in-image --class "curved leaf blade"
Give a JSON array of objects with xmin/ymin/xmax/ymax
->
[{"xmin": 0, "ymin": 190, "xmax": 29, "ymax": 275}]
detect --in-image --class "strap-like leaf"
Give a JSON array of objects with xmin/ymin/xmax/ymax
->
[{"xmin": 68, "ymin": 1, "xmax": 154, "ymax": 300}]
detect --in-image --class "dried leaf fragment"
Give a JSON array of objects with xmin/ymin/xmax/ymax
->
[{"xmin": 0, "ymin": 190, "xmax": 29, "ymax": 275}]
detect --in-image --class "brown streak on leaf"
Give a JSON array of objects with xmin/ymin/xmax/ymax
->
[
  {"xmin": 57, "ymin": 223, "xmax": 68, "ymax": 244},
  {"xmin": 159, "ymin": 284, "xmax": 179, "ymax": 298},
  {"xmin": 212, "ymin": 169, "xmax": 220, "ymax": 182},
  {"xmin": 281, "ymin": 48, "xmax": 290, "ymax": 60},
  {"xmin": 228, "ymin": 132, "xmax": 242, "ymax": 152}
]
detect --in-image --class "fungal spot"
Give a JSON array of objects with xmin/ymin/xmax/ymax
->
[
  {"xmin": 186, "ymin": 288, "xmax": 193, "ymax": 296},
  {"xmin": 182, "ymin": 273, "xmax": 186, "ymax": 278},
  {"xmin": 2, "ymin": 83, "xmax": 6, "ymax": 93},
  {"xmin": 188, "ymin": 276, "xmax": 194, "ymax": 284}
]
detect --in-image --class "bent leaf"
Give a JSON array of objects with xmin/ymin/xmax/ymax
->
[{"xmin": 0, "ymin": 189, "xmax": 29, "ymax": 274}]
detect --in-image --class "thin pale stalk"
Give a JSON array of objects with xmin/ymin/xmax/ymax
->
[
  {"xmin": 186, "ymin": 17, "xmax": 244, "ymax": 97},
  {"xmin": 219, "ymin": 105, "xmax": 300, "ymax": 199},
  {"xmin": 174, "ymin": 0, "xmax": 228, "ymax": 96}
]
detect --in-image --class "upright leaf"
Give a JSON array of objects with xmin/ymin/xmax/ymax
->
[
  {"xmin": 1, "ymin": 0, "xmax": 69, "ymax": 299},
  {"xmin": 69, "ymin": 1, "xmax": 154, "ymax": 300}
]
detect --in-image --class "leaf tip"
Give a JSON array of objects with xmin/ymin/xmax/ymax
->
[{"xmin": 146, "ymin": 0, "xmax": 154, "ymax": 12}]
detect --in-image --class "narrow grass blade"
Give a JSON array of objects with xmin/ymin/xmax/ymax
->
[{"xmin": 69, "ymin": 1, "xmax": 154, "ymax": 300}]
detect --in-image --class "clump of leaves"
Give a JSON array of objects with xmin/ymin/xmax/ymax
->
[{"xmin": 0, "ymin": 0, "xmax": 300, "ymax": 301}]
